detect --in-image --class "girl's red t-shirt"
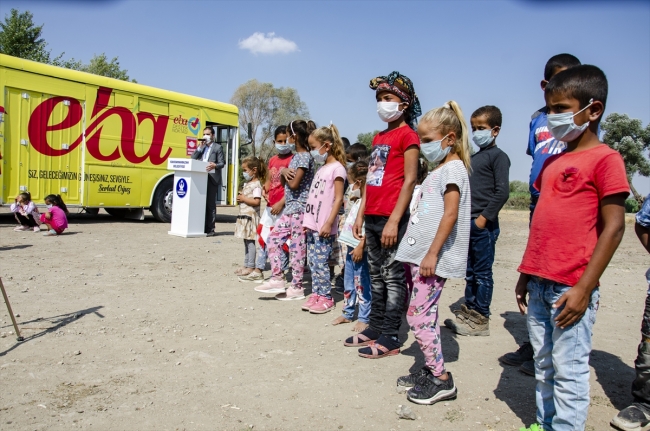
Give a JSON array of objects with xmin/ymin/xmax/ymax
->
[
  {"xmin": 365, "ymin": 126, "xmax": 420, "ymax": 217},
  {"xmin": 267, "ymin": 154, "xmax": 293, "ymax": 206}
]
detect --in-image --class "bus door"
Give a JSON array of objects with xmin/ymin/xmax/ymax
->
[
  {"xmin": 4, "ymin": 88, "xmax": 83, "ymax": 205},
  {"xmin": 211, "ymin": 124, "xmax": 237, "ymax": 206}
]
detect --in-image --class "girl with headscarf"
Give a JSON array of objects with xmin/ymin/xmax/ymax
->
[{"xmin": 344, "ymin": 71, "xmax": 422, "ymax": 358}]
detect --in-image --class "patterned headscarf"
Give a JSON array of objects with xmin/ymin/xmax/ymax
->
[{"xmin": 370, "ymin": 71, "xmax": 422, "ymax": 130}]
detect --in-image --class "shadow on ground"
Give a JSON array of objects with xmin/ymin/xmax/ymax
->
[
  {"xmin": 591, "ymin": 349, "xmax": 635, "ymax": 410},
  {"xmin": 0, "ymin": 306, "xmax": 104, "ymax": 357}
]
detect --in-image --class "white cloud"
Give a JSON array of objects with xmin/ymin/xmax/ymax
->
[{"xmin": 238, "ymin": 32, "xmax": 299, "ymax": 55}]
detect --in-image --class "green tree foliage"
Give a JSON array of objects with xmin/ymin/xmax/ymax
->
[
  {"xmin": 357, "ymin": 130, "xmax": 381, "ymax": 152},
  {"xmin": 0, "ymin": 9, "xmax": 52, "ymax": 62},
  {"xmin": 78, "ymin": 53, "xmax": 135, "ymax": 82},
  {"xmin": 509, "ymin": 180, "xmax": 529, "ymax": 194},
  {"xmin": 230, "ymin": 79, "xmax": 309, "ymax": 160},
  {"xmin": 601, "ymin": 113, "xmax": 650, "ymax": 201}
]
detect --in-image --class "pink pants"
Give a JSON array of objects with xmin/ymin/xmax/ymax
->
[
  {"xmin": 267, "ymin": 212, "xmax": 306, "ymax": 290},
  {"xmin": 406, "ymin": 263, "xmax": 447, "ymax": 376}
]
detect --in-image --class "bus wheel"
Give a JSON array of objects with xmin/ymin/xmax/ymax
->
[
  {"xmin": 84, "ymin": 208, "xmax": 100, "ymax": 216},
  {"xmin": 151, "ymin": 177, "xmax": 173, "ymax": 223}
]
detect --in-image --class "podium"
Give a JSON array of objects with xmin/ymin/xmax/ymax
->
[{"xmin": 167, "ymin": 158, "xmax": 213, "ymax": 238}]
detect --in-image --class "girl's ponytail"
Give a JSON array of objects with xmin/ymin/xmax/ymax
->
[
  {"xmin": 45, "ymin": 194, "xmax": 70, "ymax": 214},
  {"xmin": 288, "ymin": 120, "xmax": 313, "ymax": 152},
  {"xmin": 445, "ymin": 101, "xmax": 471, "ymax": 172},
  {"xmin": 311, "ymin": 123, "xmax": 347, "ymax": 166}
]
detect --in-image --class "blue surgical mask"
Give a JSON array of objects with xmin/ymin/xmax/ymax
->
[
  {"xmin": 275, "ymin": 143, "xmax": 292, "ymax": 154},
  {"xmin": 547, "ymin": 98, "xmax": 593, "ymax": 142},
  {"xmin": 242, "ymin": 171, "xmax": 252, "ymax": 181},
  {"xmin": 310, "ymin": 144, "xmax": 328, "ymax": 164},
  {"xmin": 346, "ymin": 162, "xmax": 354, "ymax": 169},
  {"xmin": 421, "ymin": 134, "xmax": 451, "ymax": 163},
  {"xmin": 472, "ymin": 129, "xmax": 495, "ymax": 149}
]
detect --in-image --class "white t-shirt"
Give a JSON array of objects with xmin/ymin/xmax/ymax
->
[{"xmin": 396, "ymin": 159, "xmax": 471, "ymax": 279}]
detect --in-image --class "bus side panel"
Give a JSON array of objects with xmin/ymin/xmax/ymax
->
[{"xmin": 5, "ymin": 86, "xmax": 83, "ymax": 205}]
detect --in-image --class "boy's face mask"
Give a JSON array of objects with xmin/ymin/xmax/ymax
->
[
  {"xmin": 472, "ymin": 129, "xmax": 496, "ymax": 149},
  {"xmin": 547, "ymin": 98, "xmax": 593, "ymax": 142}
]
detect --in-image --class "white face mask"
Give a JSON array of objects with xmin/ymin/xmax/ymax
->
[
  {"xmin": 421, "ymin": 134, "xmax": 451, "ymax": 163},
  {"xmin": 203, "ymin": 134, "xmax": 211, "ymax": 143},
  {"xmin": 348, "ymin": 187, "xmax": 361, "ymax": 200},
  {"xmin": 377, "ymin": 102, "xmax": 404, "ymax": 123},
  {"xmin": 547, "ymin": 99, "xmax": 594, "ymax": 142},
  {"xmin": 472, "ymin": 129, "xmax": 495, "ymax": 149},
  {"xmin": 46, "ymin": 204, "xmax": 53, "ymax": 209}
]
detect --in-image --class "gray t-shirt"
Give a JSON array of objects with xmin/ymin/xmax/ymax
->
[
  {"xmin": 284, "ymin": 152, "xmax": 314, "ymax": 215},
  {"xmin": 396, "ymin": 160, "xmax": 471, "ymax": 279}
]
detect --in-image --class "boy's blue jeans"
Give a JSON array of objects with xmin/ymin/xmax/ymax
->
[
  {"xmin": 465, "ymin": 218, "xmax": 500, "ymax": 317},
  {"xmin": 526, "ymin": 276, "xmax": 599, "ymax": 431},
  {"xmin": 342, "ymin": 251, "xmax": 371, "ymax": 323}
]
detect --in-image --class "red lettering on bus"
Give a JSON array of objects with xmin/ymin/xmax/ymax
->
[{"xmin": 27, "ymin": 87, "xmax": 173, "ymax": 165}]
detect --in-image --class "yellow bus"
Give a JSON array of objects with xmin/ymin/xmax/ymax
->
[{"xmin": 0, "ymin": 53, "xmax": 240, "ymax": 222}]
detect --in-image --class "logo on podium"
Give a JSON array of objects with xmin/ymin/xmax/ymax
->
[{"xmin": 176, "ymin": 178, "xmax": 187, "ymax": 198}]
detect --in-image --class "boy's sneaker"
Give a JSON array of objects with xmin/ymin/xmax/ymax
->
[
  {"xmin": 301, "ymin": 295, "xmax": 319, "ymax": 311},
  {"xmin": 239, "ymin": 271, "xmax": 264, "ymax": 282},
  {"xmin": 14, "ymin": 225, "xmax": 28, "ymax": 231},
  {"xmin": 500, "ymin": 342, "xmax": 534, "ymax": 366},
  {"xmin": 611, "ymin": 403, "xmax": 650, "ymax": 431},
  {"xmin": 309, "ymin": 296, "xmax": 334, "ymax": 314},
  {"xmin": 444, "ymin": 308, "xmax": 490, "ymax": 336},
  {"xmin": 254, "ymin": 278, "xmax": 286, "ymax": 294},
  {"xmin": 519, "ymin": 360, "xmax": 535, "ymax": 376},
  {"xmin": 275, "ymin": 287, "xmax": 305, "ymax": 301},
  {"xmin": 406, "ymin": 371, "xmax": 457, "ymax": 405},
  {"xmin": 519, "ymin": 424, "xmax": 543, "ymax": 431},
  {"xmin": 397, "ymin": 367, "xmax": 430, "ymax": 388}
]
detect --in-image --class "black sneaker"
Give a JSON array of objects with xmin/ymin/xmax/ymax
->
[
  {"xmin": 499, "ymin": 342, "xmax": 534, "ymax": 366},
  {"xmin": 334, "ymin": 273, "xmax": 344, "ymax": 289},
  {"xmin": 407, "ymin": 371, "xmax": 457, "ymax": 405},
  {"xmin": 397, "ymin": 368, "xmax": 430, "ymax": 388},
  {"xmin": 611, "ymin": 403, "xmax": 650, "ymax": 431},
  {"xmin": 519, "ymin": 360, "xmax": 535, "ymax": 376}
]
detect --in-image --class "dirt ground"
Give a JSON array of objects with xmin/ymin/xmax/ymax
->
[{"xmin": 0, "ymin": 207, "xmax": 648, "ymax": 431}]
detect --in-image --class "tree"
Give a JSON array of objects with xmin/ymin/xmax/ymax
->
[
  {"xmin": 0, "ymin": 9, "xmax": 51, "ymax": 62},
  {"xmin": 230, "ymin": 79, "xmax": 309, "ymax": 160},
  {"xmin": 601, "ymin": 113, "xmax": 650, "ymax": 201},
  {"xmin": 357, "ymin": 130, "xmax": 381, "ymax": 152},
  {"xmin": 78, "ymin": 53, "xmax": 135, "ymax": 82},
  {"xmin": 509, "ymin": 180, "xmax": 529, "ymax": 194}
]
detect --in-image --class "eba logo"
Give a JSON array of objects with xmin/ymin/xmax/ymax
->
[
  {"xmin": 188, "ymin": 117, "xmax": 201, "ymax": 135},
  {"xmin": 176, "ymin": 178, "xmax": 187, "ymax": 198}
]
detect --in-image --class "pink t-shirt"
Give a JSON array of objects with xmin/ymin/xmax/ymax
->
[
  {"xmin": 45, "ymin": 206, "xmax": 69, "ymax": 232},
  {"xmin": 303, "ymin": 161, "xmax": 347, "ymax": 235}
]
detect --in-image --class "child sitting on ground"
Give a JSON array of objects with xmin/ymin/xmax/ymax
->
[
  {"xmin": 11, "ymin": 192, "xmax": 41, "ymax": 232},
  {"xmin": 40, "ymin": 194, "xmax": 69, "ymax": 236}
]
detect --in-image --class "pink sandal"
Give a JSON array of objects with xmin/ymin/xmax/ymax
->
[{"xmin": 357, "ymin": 342, "xmax": 400, "ymax": 359}]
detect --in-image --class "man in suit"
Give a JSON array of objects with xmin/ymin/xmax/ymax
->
[{"xmin": 191, "ymin": 126, "xmax": 225, "ymax": 236}]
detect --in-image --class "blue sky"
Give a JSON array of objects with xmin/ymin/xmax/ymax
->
[{"xmin": 2, "ymin": 0, "xmax": 649, "ymax": 192}]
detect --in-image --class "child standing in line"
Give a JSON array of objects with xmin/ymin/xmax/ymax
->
[
  {"xmin": 240, "ymin": 126, "xmax": 292, "ymax": 282},
  {"xmin": 301, "ymin": 124, "xmax": 347, "ymax": 314},
  {"xmin": 500, "ymin": 53, "xmax": 582, "ymax": 377},
  {"xmin": 11, "ymin": 192, "xmax": 41, "ymax": 232},
  {"xmin": 234, "ymin": 157, "xmax": 266, "ymax": 277},
  {"xmin": 40, "ymin": 194, "xmax": 69, "ymax": 236},
  {"xmin": 346, "ymin": 71, "xmax": 421, "ymax": 359},
  {"xmin": 516, "ymin": 65, "xmax": 629, "ymax": 431},
  {"xmin": 445, "ymin": 105, "xmax": 510, "ymax": 337},
  {"xmin": 612, "ymin": 193, "xmax": 650, "ymax": 431},
  {"xmin": 255, "ymin": 120, "xmax": 316, "ymax": 300},
  {"xmin": 333, "ymin": 160, "xmax": 371, "ymax": 330},
  {"xmin": 395, "ymin": 101, "xmax": 471, "ymax": 405}
]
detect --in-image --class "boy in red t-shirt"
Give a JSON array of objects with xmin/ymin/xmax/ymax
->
[
  {"xmin": 239, "ymin": 126, "xmax": 292, "ymax": 282},
  {"xmin": 515, "ymin": 65, "xmax": 629, "ymax": 431}
]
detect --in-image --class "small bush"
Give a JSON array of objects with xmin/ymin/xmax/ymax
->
[
  {"xmin": 506, "ymin": 192, "xmax": 531, "ymax": 210},
  {"xmin": 625, "ymin": 199, "xmax": 640, "ymax": 213}
]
